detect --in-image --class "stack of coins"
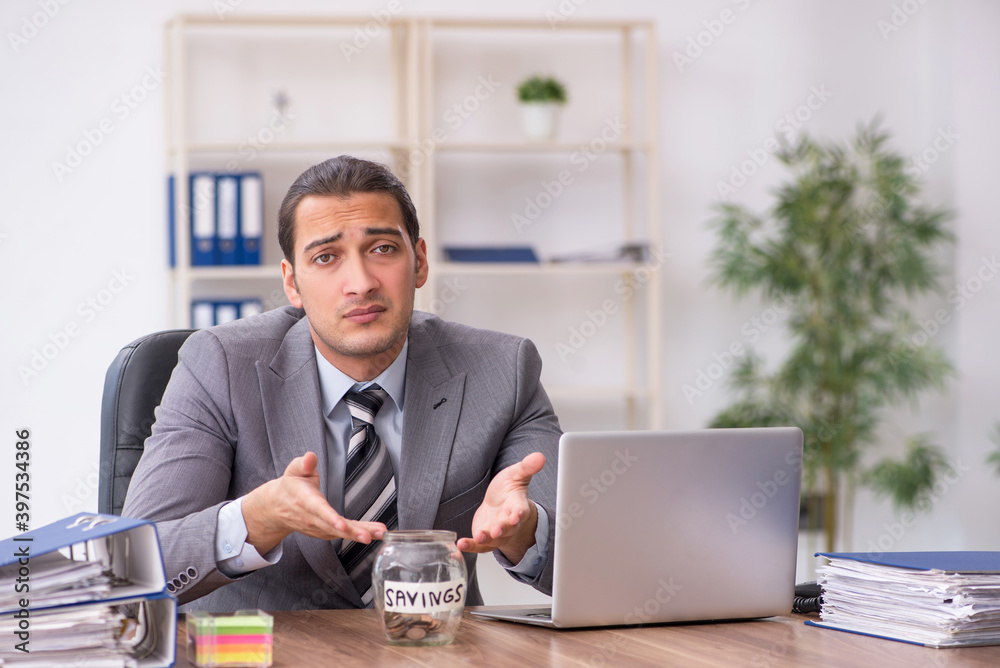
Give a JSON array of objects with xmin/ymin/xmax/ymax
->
[{"xmin": 383, "ymin": 612, "xmax": 444, "ymax": 642}]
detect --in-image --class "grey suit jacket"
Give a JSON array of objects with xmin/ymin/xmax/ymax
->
[{"xmin": 122, "ymin": 306, "xmax": 561, "ymax": 611}]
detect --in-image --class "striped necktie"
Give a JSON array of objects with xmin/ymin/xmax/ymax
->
[{"xmin": 338, "ymin": 385, "xmax": 398, "ymax": 607}]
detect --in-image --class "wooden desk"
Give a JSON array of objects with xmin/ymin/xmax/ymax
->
[{"xmin": 174, "ymin": 608, "xmax": 1000, "ymax": 667}]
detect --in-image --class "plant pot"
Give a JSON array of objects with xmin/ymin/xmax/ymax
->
[{"xmin": 519, "ymin": 102, "xmax": 562, "ymax": 141}]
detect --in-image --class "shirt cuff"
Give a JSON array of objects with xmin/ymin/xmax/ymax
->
[
  {"xmin": 497, "ymin": 502, "xmax": 550, "ymax": 582},
  {"xmin": 216, "ymin": 497, "xmax": 282, "ymax": 577}
]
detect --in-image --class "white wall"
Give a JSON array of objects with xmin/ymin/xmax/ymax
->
[{"xmin": 2, "ymin": 0, "xmax": 998, "ymax": 603}]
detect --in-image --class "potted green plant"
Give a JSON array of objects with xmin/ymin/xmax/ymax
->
[
  {"xmin": 516, "ymin": 75, "xmax": 567, "ymax": 140},
  {"xmin": 706, "ymin": 120, "xmax": 955, "ymax": 552}
]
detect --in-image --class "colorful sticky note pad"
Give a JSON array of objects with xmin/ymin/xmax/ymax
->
[{"xmin": 187, "ymin": 609, "xmax": 274, "ymax": 667}]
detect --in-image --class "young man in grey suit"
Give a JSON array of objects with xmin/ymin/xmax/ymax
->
[{"xmin": 123, "ymin": 155, "xmax": 561, "ymax": 612}]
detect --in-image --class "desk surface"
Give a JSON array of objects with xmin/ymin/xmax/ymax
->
[{"xmin": 174, "ymin": 608, "xmax": 1000, "ymax": 667}]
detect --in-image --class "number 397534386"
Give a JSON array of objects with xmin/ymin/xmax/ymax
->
[{"xmin": 14, "ymin": 429, "xmax": 30, "ymax": 532}]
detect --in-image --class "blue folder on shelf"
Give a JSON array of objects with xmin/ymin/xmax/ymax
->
[
  {"xmin": 240, "ymin": 298, "xmax": 263, "ymax": 319},
  {"xmin": 189, "ymin": 173, "xmax": 217, "ymax": 266},
  {"xmin": 214, "ymin": 301, "xmax": 240, "ymax": 325},
  {"xmin": 444, "ymin": 246, "xmax": 539, "ymax": 263},
  {"xmin": 215, "ymin": 174, "xmax": 239, "ymax": 266},
  {"xmin": 239, "ymin": 172, "xmax": 263, "ymax": 265},
  {"xmin": 167, "ymin": 175, "xmax": 176, "ymax": 268},
  {"xmin": 191, "ymin": 300, "xmax": 215, "ymax": 329}
]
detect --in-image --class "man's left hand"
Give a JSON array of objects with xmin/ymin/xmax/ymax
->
[{"xmin": 457, "ymin": 452, "xmax": 546, "ymax": 564}]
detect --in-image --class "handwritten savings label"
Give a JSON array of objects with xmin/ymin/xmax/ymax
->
[{"xmin": 383, "ymin": 580, "xmax": 465, "ymax": 614}]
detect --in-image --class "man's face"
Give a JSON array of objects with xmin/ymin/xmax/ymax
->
[{"xmin": 281, "ymin": 192, "xmax": 428, "ymax": 380}]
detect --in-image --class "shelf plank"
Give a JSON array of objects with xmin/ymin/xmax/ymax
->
[
  {"xmin": 177, "ymin": 265, "xmax": 283, "ymax": 281},
  {"xmin": 434, "ymin": 140, "xmax": 650, "ymax": 154},
  {"xmin": 173, "ymin": 14, "xmax": 413, "ymax": 29},
  {"xmin": 430, "ymin": 261, "xmax": 652, "ymax": 276},
  {"xmin": 175, "ymin": 141, "xmax": 411, "ymax": 156},
  {"xmin": 428, "ymin": 17, "xmax": 654, "ymax": 31}
]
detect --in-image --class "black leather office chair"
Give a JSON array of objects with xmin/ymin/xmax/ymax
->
[{"xmin": 99, "ymin": 329, "xmax": 194, "ymax": 515}]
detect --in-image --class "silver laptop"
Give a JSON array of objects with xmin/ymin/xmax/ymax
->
[{"xmin": 470, "ymin": 427, "xmax": 803, "ymax": 628}]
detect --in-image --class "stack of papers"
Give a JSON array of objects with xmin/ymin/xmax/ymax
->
[
  {"xmin": 0, "ymin": 513, "xmax": 176, "ymax": 667},
  {"xmin": 807, "ymin": 552, "xmax": 1000, "ymax": 647},
  {"xmin": 0, "ymin": 551, "xmax": 112, "ymax": 613}
]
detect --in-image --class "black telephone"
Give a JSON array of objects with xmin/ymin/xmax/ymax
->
[{"xmin": 792, "ymin": 581, "xmax": 823, "ymax": 614}]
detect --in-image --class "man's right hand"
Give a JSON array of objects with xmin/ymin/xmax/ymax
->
[{"xmin": 241, "ymin": 451, "xmax": 386, "ymax": 554}]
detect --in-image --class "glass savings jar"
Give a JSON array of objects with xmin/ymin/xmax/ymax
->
[{"xmin": 373, "ymin": 530, "xmax": 468, "ymax": 645}]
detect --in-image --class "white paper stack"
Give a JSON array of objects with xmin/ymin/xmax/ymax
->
[
  {"xmin": 0, "ymin": 551, "xmax": 111, "ymax": 613},
  {"xmin": 808, "ymin": 552, "xmax": 1000, "ymax": 647}
]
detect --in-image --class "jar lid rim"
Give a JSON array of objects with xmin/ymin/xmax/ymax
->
[{"xmin": 383, "ymin": 530, "xmax": 458, "ymax": 542}]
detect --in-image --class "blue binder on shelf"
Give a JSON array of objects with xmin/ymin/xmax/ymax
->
[
  {"xmin": 167, "ymin": 175, "xmax": 177, "ymax": 268},
  {"xmin": 0, "ymin": 513, "xmax": 176, "ymax": 666},
  {"xmin": 443, "ymin": 246, "xmax": 539, "ymax": 263},
  {"xmin": 215, "ymin": 175, "xmax": 239, "ymax": 266},
  {"xmin": 189, "ymin": 173, "xmax": 217, "ymax": 266},
  {"xmin": 239, "ymin": 298, "xmax": 263, "ymax": 319},
  {"xmin": 239, "ymin": 172, "xmax": 263, "ymax": 265},
  {"xmin": 214, "ymin": 301, "xmax": 240, "ymax": 325},
  {"xmin": 191, "ymin": 300, "xmax": 215, "ymax": 329}
]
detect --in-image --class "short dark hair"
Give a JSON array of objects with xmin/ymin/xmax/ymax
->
[{"xmin": 277, "ymin": 155, "xmax": 420, "ymax": 264}]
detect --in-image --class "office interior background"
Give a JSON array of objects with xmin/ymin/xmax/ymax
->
[{"xmin": 3, "ymin": 0, "xmax": 998, "ymax": 604}]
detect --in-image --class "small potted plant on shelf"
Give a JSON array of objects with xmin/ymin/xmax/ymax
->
[{"xmin": 516, "ymin": 75, "xmax": 567, "ymax": 140}]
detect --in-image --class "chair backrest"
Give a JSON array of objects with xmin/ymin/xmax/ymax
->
[{"xmin": 99, "ymin": 329, "xmax": 194, "ymax": 515}]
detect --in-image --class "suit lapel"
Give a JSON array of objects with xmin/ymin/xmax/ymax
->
[
  {"xmin": 257, "ymin": 316, "xmax": 362, "ymax": 608},
  {"xmin": 398, "ymin": 319, "xmax": 466, "ymax": 530}
]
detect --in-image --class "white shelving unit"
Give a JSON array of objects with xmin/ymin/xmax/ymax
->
[
  {"xmin": 416, "ymin": 18, "xmax": 661, "ymax": 429},
  {"xmin": 164, "ymin": 15, "xmax": 661, "ymax": 428}
]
